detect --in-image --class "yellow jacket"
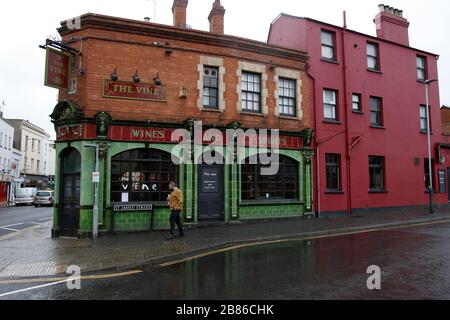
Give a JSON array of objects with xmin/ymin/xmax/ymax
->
[{"xmin": 169, "ymin": 188, "xmax": 184, "ymax": 211}]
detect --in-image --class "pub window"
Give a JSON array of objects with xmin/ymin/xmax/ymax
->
[
  {"xmin": 241, "ymin": 71, "xmax": 261, "ymax": 113},
  {"xmin": 278, "ymin": 77, "xmax": 297, "ymax": 117},
  {"xmin": 323, "ymin": 89, "xmax": 338, "ymax": 120},
  {"xmin": 370, "ymin": 96, "xmax": 383, "ymax": 127},
  {"xmin": 420, "ymin": 105, "xmax": 430, "ymax": 131},
  {"xmin": 111, "ymin": 149, "xmax": 178, "ymax": 203},
  {"xmin": 203, "ymin": 66, "xmax": 219, "ymax": 109},
  {"xmin": 367, "ymin": 42, "xmax": 380, "ymax": 71},
  {"xmin": 326, "ymin": 154, "xmax": 341, "ymax": 192},
  {"xmin": 417, "ymin": 56, "xmax": 427, "ymax": 81},
  {"xmin": 352, "ymin": 93, "xmax": 362, "ymax": 112},
  {"xmin": 369, "ymin": 156, "xmax": 385, "ymax": 191},
  {"xmin": 321, "ymin": 30, "xmax": 336, "ymax": 61},
  {"xmin": 241, "ymin": 155, "xmax": 298, "ymax": 201}
]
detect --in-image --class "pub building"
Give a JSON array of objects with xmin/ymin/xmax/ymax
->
[{"xmin": 46, "ymin": 0, "xmax": 313, "ymax": 238}]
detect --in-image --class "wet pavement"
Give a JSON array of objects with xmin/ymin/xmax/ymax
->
[{"xmin": 2, "ymin": 222, "xmax": 450, "ymax": 300}]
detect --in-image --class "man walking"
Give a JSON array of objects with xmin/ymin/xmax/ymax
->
[{"xmin": 167, "ymin": 181, "xmax": 184, "ymax": 240}]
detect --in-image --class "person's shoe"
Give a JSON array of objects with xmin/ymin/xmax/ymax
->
[{"xmin": 166, "ymin": 234, "xmax": 174, "ymax": 240}]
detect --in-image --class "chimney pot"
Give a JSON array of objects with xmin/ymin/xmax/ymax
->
[
  {"xmin": 375, "ymin": 4, "xmax": 409, "ymax": 46},
  {"xmin": 208, "ymin": 0, "xmax": 225, "ymax": 34},
  {"xmin": 172, "ymin": 0, "xmax": 189, "ymax": 28}
]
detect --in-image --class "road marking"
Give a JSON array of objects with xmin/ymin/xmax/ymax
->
[
  {"xmin": 0, "ymin": 227, "xmax": 20, "ymax": 232},
  {"xmin": 160, "ymin": 218, "xmax": 450, "ymax": 267},
  {"xmin": 0, "ymin": 223, "xmax": 24, "ymax": 230},
  {"xmin": 38, "ymin": 218, "xmax": 53, "ymax": 221},
  {"xmin": 0, "ymin": 270, "xmax": 142, "ymax": 287},
  {"xmin": 0, "ymin": 278, "xmax": 70, "ymax": 298},
  {"xmin": 29, "ymin": 222, "xmax": 42, "ymax": 225}
]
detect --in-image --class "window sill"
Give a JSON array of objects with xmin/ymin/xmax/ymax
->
[
  {"xmin": 352, "ymin": 110, "xmax": 364, "ymax": 115},
  {"xmin": 201, "ymin": 108, "xmax": 223, "ymax": 113},
  {"xmin": 420, "ymin": 130, "xmax": 433, "ymax": 135},
  {"xmin": 323, "ymin": 119, "xmax": 342, "ymax": 125},
  {"xmin": 417, "ymin": 79, "xmax": 427, "ymax": 84},
  {"xmin": 369, "ymin": 190, "xmax": 388, "ymax": 194},
  {"xmin": 239, "ymin": 111, "xmax": 266, "ymax": 117},
  {"xmin": 370, "ymin": 125, "xmax": 385, "ymax": 130},
  {"xmin": 321, "ymin": 58, "xmax": 339, "ymax": 65},
  {"xmin": 325, "ymin": 190, "xmax": 344, "ymax": 194},
  {"xmin": 367, "ymin": 68, "xmax": 382, "ymax": 74},
  {"xmin": 278, "ymin": 115, "xmax": 300, "ymax": 120},
  {"xmin": 240, "ymin": 199, "xmax": 302, "ymax": 206}
]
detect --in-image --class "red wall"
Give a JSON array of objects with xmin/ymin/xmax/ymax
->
[{"xmin": 269, "ymin": 16, "xmax": 446, "ymax": 214}]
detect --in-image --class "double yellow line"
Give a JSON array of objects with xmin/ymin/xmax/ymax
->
[{"xmin": 0, "ymin": 270, "xmax": 142, "ymax": 285}]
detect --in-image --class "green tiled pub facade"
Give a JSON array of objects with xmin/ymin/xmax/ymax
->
[{"xmin": 51, "ymin": 111, "xmax": 314, "ymax": 238}]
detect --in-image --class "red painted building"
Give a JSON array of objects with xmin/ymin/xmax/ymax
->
[{"xmin": 268, "ymin": 5, "xmax": 449, "ymax": 215}]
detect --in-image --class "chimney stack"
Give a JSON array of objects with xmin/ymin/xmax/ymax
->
[
  {"xmin": 208, "ymin": 0, "xmax": 225, "ymax": 34},
  {"xmin": 375, "ymin": 4, "xmax": 410, "ymax": 46},
  {"xmin": 172, "ymin": 0, "xmax": 189, "ymax": 28}
]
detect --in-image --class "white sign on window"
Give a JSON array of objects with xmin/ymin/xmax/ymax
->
[{"xmin": 121, "ymin": 193, "xmax": 129, "ymax": 203}]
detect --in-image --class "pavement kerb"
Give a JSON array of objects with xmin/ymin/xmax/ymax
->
[{"xmin": 2, "ymin": 214, "xmax": 450, "ymax": 281}]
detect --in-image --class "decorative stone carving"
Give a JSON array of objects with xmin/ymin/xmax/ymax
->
[
  {"xmin": 95, "ymin": 112, "xmax": 112, "ymax": 139},
  {"xmin": 300, "ymin": 128, "xmax": 314, "ymax": 149}
]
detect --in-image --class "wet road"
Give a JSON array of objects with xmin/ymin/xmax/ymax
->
[
  {"xmin": 2, "ymin": 221, "xmax": 450, "ymax": 300},
  {"xmin": 0, "ymin": 206, "xmax": 53, "ymax": 238}
]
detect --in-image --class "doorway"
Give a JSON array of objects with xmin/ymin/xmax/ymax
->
[
  {"xmin": 198, "ymin": 164, "xmax": 224, "ymax": 221},
  {"xmin": 59, "ymin": 148, "xmax": 81, "ymax": 237}
]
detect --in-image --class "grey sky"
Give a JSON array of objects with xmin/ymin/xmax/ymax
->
[{"xmin": 0, "ymin": 0, "xmax": 449, "ymax": 139}]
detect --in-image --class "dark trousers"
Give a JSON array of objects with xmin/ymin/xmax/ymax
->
[{"xmin": 170, "ymin": 210, "xmax": 184, "ymax": 236}]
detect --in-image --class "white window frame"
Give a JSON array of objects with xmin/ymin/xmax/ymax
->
[{"xmin": 197, "ymin": 56, "xmax": 226, "ymax": 112}]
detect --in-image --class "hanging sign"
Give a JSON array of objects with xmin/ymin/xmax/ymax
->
[
  {"xmin": 103, "ymin": 80, "xmax": 167, "ymax": 102},
  {"xmin": 44, "ymin": 48, "xmax": 71, "ymax": 90}
]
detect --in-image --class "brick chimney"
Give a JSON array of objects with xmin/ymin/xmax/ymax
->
[
  {"xmin": 208, "ymin": 0, "xmax": 225, "ymax": 34},
  {"xmin": 374, "ymin": 4, "xmax": 410, "ymax": 46},
  {"xmin": 172, "ymin": 0, "xmax": 189, "ymax": 28}
]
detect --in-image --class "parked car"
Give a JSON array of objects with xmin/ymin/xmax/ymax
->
[
  {"xmin": 15, "ymin": 188, "xmax": 38, "ymax": 206},
  {"xmin": 34, "ymin": 190, "xmax": 55, "ymax": 207}
]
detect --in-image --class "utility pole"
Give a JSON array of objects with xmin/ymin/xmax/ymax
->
[
  {"xmin": 85, "ymin": 144, "xmax": 100, "ymax": 239},
  {"xmin": 424, "ymin": 79, "xmax": 438, "ymax": 215}
]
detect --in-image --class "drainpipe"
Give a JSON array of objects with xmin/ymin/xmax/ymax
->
[
  {"xmin": 342, "ymin": 11, "xmax": 353, "ymax": 216},
  {"xmin": 307, "ymin": 66, "xmax": 320, "ymax": 218}
]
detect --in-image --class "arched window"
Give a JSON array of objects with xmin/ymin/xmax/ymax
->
[
  {"xmin": 111, "ymin": 149, "xmax": 178, "ymax": 203},
  {"xmin": 241, "ymin": 155, "xmax": 299, "ymax": 201}
]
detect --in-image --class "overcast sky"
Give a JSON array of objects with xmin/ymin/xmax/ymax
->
[{"xmin": 0, "ymin": 0, "xmax": 449, "ymax": 139}]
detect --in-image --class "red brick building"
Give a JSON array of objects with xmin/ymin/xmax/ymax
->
[
  {"xmin": 269, "ymin": 4, "xmax": 449, "ymax": 215},
  {"xmin": 48, "ymin": 0, "xmax": 313, "ymax": 237},
  {"xmin": 441, "ymin": 106, "xmax": 450, "ymax": 136}
]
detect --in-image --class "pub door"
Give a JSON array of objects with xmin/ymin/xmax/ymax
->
[
  {"xmin": 59, "ymin": 148, "xmax": 81, "ymax": 237},
  {"xmin": 198, "ymin": 164, "xmax": 224, "ymax": 221}
]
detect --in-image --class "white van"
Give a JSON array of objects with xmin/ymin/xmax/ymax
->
[{"xmin": 15, "ymin": 188, "xmax": 38, "ymax": 206}]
